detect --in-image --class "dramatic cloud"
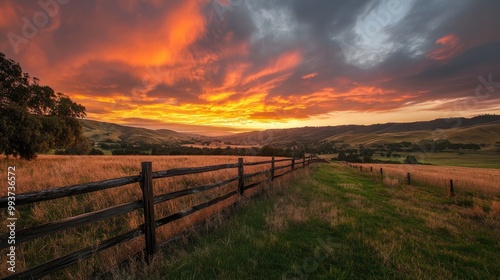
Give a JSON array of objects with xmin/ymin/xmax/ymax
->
[{"xmin": 1, "ymin": 0, "xmax": 499, "ymax": 134}]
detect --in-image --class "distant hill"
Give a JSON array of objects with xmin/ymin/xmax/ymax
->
[
  {"xmin": 219, "ymin": 115, "xmax": 500, "ymax": 145},
  {"xmin": 80, "ymin": 115, "xmax": 500, "ymax": 146},
  {"xmin": 80, "ymin": 119, "xmax": 196, "ymax": 144}
]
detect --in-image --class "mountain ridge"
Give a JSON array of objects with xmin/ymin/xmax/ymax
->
[
  {"xmin": 80, "ymin": 115, "xmax": 500, "ymax": 145},
  {"xmin": 218, "ymin": 115, "xmax": 500, "ymax": 145}
]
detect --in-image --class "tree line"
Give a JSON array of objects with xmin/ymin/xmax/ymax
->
[{"xmin": 96, "ymin": 144, "xmax": 305, "ymax": 158}]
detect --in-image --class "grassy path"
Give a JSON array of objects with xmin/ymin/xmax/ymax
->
[{"xmin": 113, "ymin": 163, "xmax": 499, "ymax": 279}]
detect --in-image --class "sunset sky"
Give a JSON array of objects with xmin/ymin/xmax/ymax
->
[{"xmin": 1, "ymin": 0, "xmax": 500, "ymax": 135}]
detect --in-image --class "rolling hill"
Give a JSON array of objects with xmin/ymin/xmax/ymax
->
[
  {"xmin": 219, "ymin": 115, "xmax": 500, "ymax": 145},
  {"xmin": 80, "ymin": 115, "xmax": 500, "ymax": 146},
  {"xmin": 80, "ymin": 119, "xmax": 197, "ymax": 144}
]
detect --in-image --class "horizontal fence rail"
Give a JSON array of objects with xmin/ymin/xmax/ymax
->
[
  {"xmin": 0, "ymin": 176, "xmax": 141, "ymax": 207},
  {"xmin": 0, "ymin": 156, "xmax": 320, "ymax": 279},
  {"xmin": 0, "ymin": 201, "xmax": 143, "ymax": 249},
  {"xmin": 152, "ymin": 163, "xmax": 240, "ymax": 179}
]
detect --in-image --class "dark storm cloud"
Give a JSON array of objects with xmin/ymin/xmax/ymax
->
[
  {"xmin": 416, "ymin": 42, "xmax": 500, "ymax": 82},
  {"xmin": 290, "ymin": 0, "xmax": 373, "ymax": 39},
  {"xmin": 212, "ymin": 0, "xmax": 500, "ymax": 113},
  {"xmin": 370, "ymin": 0, "xmax": 500, "ymax": 105}
]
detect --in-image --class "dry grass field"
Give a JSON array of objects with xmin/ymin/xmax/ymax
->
[
  {"xmin": 356, "ymin": 163, "xmax": 500, "ymax": 196},
  {"xmin": 0, "ymin": 155, "xmax": 293, "ymax": 279}
]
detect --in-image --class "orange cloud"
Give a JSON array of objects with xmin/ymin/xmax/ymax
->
[
  {"xmin": 0, "ymin": 2, "xmax": 17, "ymax": 28},
  {"xmin": 199, "ymin": 91, "xmax": 236, "ymax": 102},
  {"xmin": 302, "ymin": 72, "xmax": 317, "ymax": 79},
  {"xmin": 244, "ymin": 50, "xmax": 302, "ymax": 83},
  {"xmin": 336, "ymin": 86, "xmax": 416, "ymax": 105},
  {"xmin": 428, "ymin": 34, "xmax": 464, "ymax": 61},
  {"xmin": 79, "ymin": 90, "xmax": 269, "ymax": 129},
  {"xmin": 75, "ymin": 76, "xmax": 419, "ymax": 130},
  {"xmin": 35, "ymin": 1, "xmax": 207, "ymax": 73},
  {"xmin": 222, "ymin": 62, "xmax": 250, "ymax": 87}
]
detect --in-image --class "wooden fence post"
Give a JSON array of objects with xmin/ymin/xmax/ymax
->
[
  {"xmin": 238, "ymin": 158, "xmax": 244, "ymax": 195},
  {"xmin": 449, "ymin": 179, "xmax": 455, "ymax": 197},
  {"xmin": 140, "ymin": 162, "xmax": 156, "ymax": 264},
  {"xmin": 407, "ymin": 173, "xmax": 411, "ymax": 185},
  {"xmin": 360, "ymin": 166, "xmax": 362, "ymax": 172},
  {"xmin": 291, "ymin": 158, "xmax": 295, "ymax": 171},
  {"xmin": 370, "ymin": 167, "xmax": 373, "ymax": 172},
  {"xmin": 271, "ymin": 156, "xmax": 275, "ymax": 181},
  {"xmin": 380, "ymin": 168, "xmax": 383, "ymax": 179}
]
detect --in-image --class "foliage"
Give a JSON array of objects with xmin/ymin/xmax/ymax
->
[
  {"xmin": 0, "ymin": 52, "xmax": 86, "ymax": 159},
  {"xmin": 404, "ymin": 155, "xmax": 420, "ymax": 164},
  {"xmin": 414, "ymin": 139, "xmax": 480, "ymax": 152},
  {"xmin": 112, "ymin": 149, "xmax": 149, "ymax": 155},
  {"xmin": 103, "ymin": 143, "xmax": 308, "ymax": 158},
  {"xmin": 88, "ymin": 148, "xmax": 105, "ymax": 155},
  {"xmin": 65, "ymin": 136, "xmax": 92, "ymax": 155},
  {"xmin": 258, "ymin": 145, "xmax": 305, "ymax": 158},
  {"xmin": 336, "ymin": 148, "xmax": 375, "ymax": 163}
]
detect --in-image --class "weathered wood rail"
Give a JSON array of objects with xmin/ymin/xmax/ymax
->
[{"xmin": 0, "ymin": 155, "xmax": 319, "ymax": 279}]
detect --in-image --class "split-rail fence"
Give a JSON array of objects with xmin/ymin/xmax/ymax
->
[{"xmin": 0, "ymin": 155, "xmax": 319, "ymax": 279}]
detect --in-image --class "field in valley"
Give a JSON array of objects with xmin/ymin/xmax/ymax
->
[
  {"xmin": 372, "ymin": 150, "xmax": 500, "ymax": 169},
  {"xmin": 320, "ymin": 150, "xmax": 500, "ymax": 169},
  {"xmin": 1, "ymin": 156, "xmax": 499, "ymax": 279}
]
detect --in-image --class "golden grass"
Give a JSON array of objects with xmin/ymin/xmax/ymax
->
[
  {"xmin": 338, "ymin": 182, "xmax": 362, "ymax": 190},
  {"xmin": 264, "ymin": 171, "xmax": 353, "ymax": 231},
  {"xmin": 0, "ymin": 155, "xmax": 293, "ymax": 278},
  {"xmin": 265, "ymin": 200, "xmax": 308, "ymax": 231},
  {"xmin": 491, "ymin": 201, "xmax": 500, "ymax": 218},
  {"xmin": 359, "ymin": 163, "xmax": 500, "ymax": 196}
]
